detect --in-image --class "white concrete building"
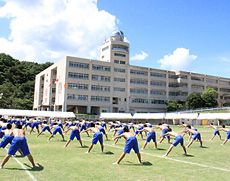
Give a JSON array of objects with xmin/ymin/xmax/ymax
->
[{"xmin": 33, "ymin": 31, "xmax": 230, "ymax": 114}]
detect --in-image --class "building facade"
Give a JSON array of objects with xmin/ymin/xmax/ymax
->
[{"xmin": 33, "ymin": 31, "xmax": 230, "ymax": 114}]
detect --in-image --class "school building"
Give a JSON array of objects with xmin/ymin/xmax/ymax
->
[{"xmin": 33, "ymin": 31, "xmax": 230, "ymax": 114}]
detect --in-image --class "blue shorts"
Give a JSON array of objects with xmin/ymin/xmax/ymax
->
[
  {"xmin": 227, "ymin": 131, "xmax": 230, "ymax": 139},
  {"xmin": 31, "ymin": 122, "xmax": 39, "ymax": 129},
  {"xmin": 124, "ymin": 137, "xmax": 139, "ymax": 154},
  {"xmin": 8, "ymin": 137, "xmax": 30, "ymax": 156},
  {"xmin": 214, "ymin": 129, "xmax": 220, "ymax": 136},
  {"xmin": 25, "ymin": 123, "xmax": 31, "ymax": 128},
  {"xmin": 0, "ymin": 135, "xmax": 14, "ymax": 148},
  {"xmin": 70, "ymin": 129, "xmax": 80, "ymax": 140},
  {"xmin": 117, "ymin": 129, "xmax": 124, "ymax": 136},
  {"xmin": 99, "ymin": 128, "xmax": 106, "ymax": 135},
  {"xmin": 146, "ymin": 132, "xmax": 156, "ymax": 142},
  {"xmin": 192, "ymin": 132, "xmax": 201, "ymax": 141},
  {"xmin": 0, "ymin": 131, "xmax": 4, "ymax": 139},
  {"xmin": 172, "ymin": 135, "xmax": 184, "ymax": 147},
  {"xmin": 42, "ymin": 126, "xmax": 51, "ymax": 132},
  {"xmin": 92, "ymin": 132, "xmax": 103, "ymax": 145},
  {"xmin": 53, "ymin": 127, "xmax": 62, "ymax": 135},
  {"xmin": 80, "ymin": 125, "xmax": 86, "ymax": 132},
  {"xmin": 162, "ymin": 129, "xmax": 170, "ymax": 139}
]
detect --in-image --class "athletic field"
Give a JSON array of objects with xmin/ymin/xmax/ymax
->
[{"xmin": 1, "ymin": 126, "xmax": 230, "ymax": 181}]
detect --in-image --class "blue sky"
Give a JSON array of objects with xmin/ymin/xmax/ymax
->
[{"xmin": 0, "ymin": 0, "xmax": 230, "ymax": 78}]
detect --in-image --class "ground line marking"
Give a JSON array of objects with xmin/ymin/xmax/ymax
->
[
  {"xmin": 4, "ymin": 148, "xmax": 38, "ymax": 181},
  {"xmin": 82, "ymin": 138, "xmax": 230, "ymax": 172}
]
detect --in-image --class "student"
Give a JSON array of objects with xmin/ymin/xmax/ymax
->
[
  {"xmin": 0, "ymin": 124, "xmax": 36, "ymax": 169},
  {"xmin": 209, "ymin": 123, "xmax": 222, "ymax": 140},
  {"xmin": 163, "ymin": 131, "xmax": 187, "ymax": 156},
  {"xmin": 113, "ymin": 126, "xmax": 142, "ymax": 165},
  {"xmin": 80, "ymin": 120, "xmax": 90, "ymax": 137},
  {"xmin": 156, "ymin": 123, "xmax": 171, "ymax": 144},
  {"xmin": 138, "ymin": 124, "xmax": 157, "ymax": 150},
  {"xmin": 37, "ymin": 121, "xmax": 52, "ymax": 137},
  {"xmin": 0, "ymin": 124, "xmax": 14, "ymax": 149},
  {"xmin": 134, "ymin": 123, "xmax": 145, "ymax": 140},
  {"xmin": 97, "ymin": 124, "xmax": 109, "ymax": 140},
  {"xmin": 64, "ymin": 125, "xmax": 83, "ymax": 148},
  {"xmin": 48, "ymin": 123, "xmax": 65, "ymax": 141},
  {"xmin": 220, "ymin": 125, "xmax": 230, "ymax": 145},
  {"xmin": 85, "ymin": 123, "xmax": 104, "ymax": 153},
  {"xmin": 185, "ymin": 125, "xmax": 203, "ymax": 148},
  {"xmin": 30, "ymin": 120, "xmax": 40, "ymax": 134},
  {"xmin": 113, "ymin": 126, "xmax": 125, "ymax": 145}
]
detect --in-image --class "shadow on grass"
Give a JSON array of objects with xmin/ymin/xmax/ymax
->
[
  {"xmin": 81, "ymin": 145, "xmax": 88, "ymax": 148},
  {"xmin": 122, "ymin": 161, "xmax": 153, "ymax": 166},
  {"xmin": 14, "ymin": 155, "xmax": 24, "ymax": 158},
  {"xmin": 156, "ymin": 148, "xmax": 166, "ymax": 151},
  {"xmin": 4, "ymin": 163, "xmax": 44, "ymax": 172},
  {"xmin": 24, "ymin": 163, "xmax": 44, "ymax": 171},
  {"xmin": 104, "ymin": 151, "xmax": 114, "ymax": 155},
  {"xmin": 184, "ymin": 154, "xmax": 194, "ymax": 157},
  {"xmin": 200, "ymin": 146, "xmax": 209, "ymax": 148}
]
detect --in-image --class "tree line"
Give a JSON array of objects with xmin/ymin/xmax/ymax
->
[
  {"xmin": 166, "ymin": 88, "xmax": 219, "ymax": 112},
  {"xmin": 0, "ymin": 53, "xmax": 52, "ymax": 110}
]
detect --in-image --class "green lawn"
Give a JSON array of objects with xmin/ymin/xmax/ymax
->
[{"xmin": 1, "ymin": 126, "xmax": 230, "ymax": 181}]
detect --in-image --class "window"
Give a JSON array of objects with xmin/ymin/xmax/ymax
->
[
  {"xmin": 91, "ymin": 85, "xmax": 110, "ymax": 92},
  {"xmin": 168, "ymin": 82, "xmax": 187, "ymax": 88},
  {"xmin": 68, "ymin": 72, "xmax": 89, "ymax": 80},
  {"xmin": 168, "ymin": 74, "xmax": 178, "ymax": 79},
  {"xmin": 150, "ymin": 72, "xmax": 166, "ymax": 78},
  {"xmin": 130, "ymin": 79, "xmax": 148, "ymax": 85},
  {"xmin": 113, "ymin": 87, "xmax": 125, "ymax": 92},
  {"xmin": 130, "ymin": 88, "xmax": 148, "ymax": 94},
  {"xmin": 69, "ymin": 61, "xmax": 89, "ymax": 69},
  {"xmin": 150, "ymin": 81, "xmax": 166, "ymax": 87},
  {"xmin": 92, "ymin": 64, "xmax": 111, "ymax": 72},
  {"xmin": 68, "ymin": 83, "xmax": 88, "ymax": 90},
  {"xmin": 150, "ymin": 99, "xmax": 165, "ymax": 104},
  {"xmin": 114, "ymin": 60, "xmax": 119, "ymax": 64},
  {"xmin": 114, "ymin": 53, "xmax": 126, "ymax": 57},
  {"xmin": 67, "ymin": 94, "xmax": 88, "ymax": 101},
  {"xmin": 191, "ymin": 76, "xmax": 204, "ymax": 82},
  {"xmin": 191, "ymin": 84, "xmax": 204, "ymax": 89},
  {"xmin": 220, "ymin": 88, "xmax": 230, "ymax": 93},
  {"xmin": 130, "ymin": 69, "xmax": 148, "ymax": 76},
  {"xmin": 92, "ymin": 75, "xmax": 111, "ymax": 82},
  {"xmin": 114, "ymin": 77, "xmax": 125, "ymax": 82},
  {"xmin": 112, "ymin": 44, "xmax": 128, "ymax": 52},
  {"xmin": 114, "ymin": 68, "xmax": 126, "ymax": 73},
  {"xmin": 169, "ymin": 92, "xmax": 188, "ymax": 96},
  {"xmin": 91, "ymin": 96, "xmax": 110, "ymax": 102},
  {"xmin": 131, "ymin": 98, "xmax": 149, "ymax": 104},
  {"xmin": 150, "ymin": 90, "xmax": 166, "ymax": 95}
]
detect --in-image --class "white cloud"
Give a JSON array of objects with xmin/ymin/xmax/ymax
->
[
  {"xmin": 158, "ymin": 48, "xmax": 197, "ymax": 71},
  {"xmin": 131, "ymin": 51, "xmax": 148, "ymax": 61},
  {"xmin": 218, "ymin": 56, "xmax": 230, "ymax": 63},
  {"xmin": 0, "ymin": 0, "xmax": 118, "ymax": 62}
]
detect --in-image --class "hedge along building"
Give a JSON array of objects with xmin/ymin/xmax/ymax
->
[{"xmin": 33, "ymin": 31, "xmax": 230, "ymax": 114}]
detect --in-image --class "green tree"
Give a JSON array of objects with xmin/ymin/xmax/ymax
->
[
  {"xmin": 186, "ymin": 92, "xmax": 204, "ymax": 109},
  {"xmin": 201, "ymin": 88, "xmax": 218, "ymax": 108},
  {"xmin": 166, "ymin": 100, "xmax": 184, "ymax": 112},
  {"xmin": 0, "ymin": 53, "xmax": 53, "ymax": 110}
]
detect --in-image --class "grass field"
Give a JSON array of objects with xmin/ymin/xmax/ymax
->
[{"xmin": 1, "ymin": 126, "xmax": 230, "ymax": 181}]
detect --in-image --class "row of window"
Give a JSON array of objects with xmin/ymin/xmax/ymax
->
[
  {"xmin": 67, "ymin": 95, "xmax": 110, "ymax": 102},
  {"xmin": 130, "ymin": 69, "xmax": 148, "ymax": 76},
  {"xmin": 69, "ymin": 61, "xmax": 89, "ymax": 69},
  {"xmin": 68, "ymin": 83, "xmax": 126, "ymax": 92},
  {"xmin": 114, "ymin": 60, "xmax": 126, "ymax": 65},
  {"xmin": 131, "ymin": 98, "xmax": 165, "ymax": 105}
]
